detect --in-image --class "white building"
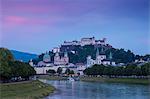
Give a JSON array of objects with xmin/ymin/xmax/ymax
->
[
  {"xmin": 86, "ymin": 48, "xmax": 115, "ymax": 67},
  {"xmin": 54, "ymin": 52, "xmax": 69, "ymax": 65},
  {"xmin": 80, "ymin": 37, "xmax": 95, "ymax": 46},
  {"xmin": 87, "ymin": 56, "xmax": 95, "ymax": 67},
  {"xmin": 76, "ymin": 63, "xmax": 86, "ymax": 75},
  {"xmin": 72, "ymin": 40, "xmax": 80, "ymax": 45},
  {"xmin": 52, "ymin": 47, "xmax": 60, "ymax": 53},
  {"xmin": 29, "ymin": 59, "xmax": 34, "ymax": 67},
  {"xmin": 34, "ymin": 65, "xmax": 67, "ymax": 74},
  {"xmin": 135, "ymin": 58, "xmax": 145, "ymax": 63},
  {"xmin": 29, "ymin": 51, "xmax": 71, "ymax": 74},
  {"xmin": 95, "ymin": 38, "xmax": 106, "ymax": 45},
  {"xmin": 62, "ymin": 37, "xmax": 107, "ymax": 46}
]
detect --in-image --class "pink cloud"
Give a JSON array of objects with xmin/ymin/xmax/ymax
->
[
  {"xmin": 2, "ymin": 15, "xmax": 50, "ymax": 28},
  {"xmin": 4, "ymin": 16, "xmax": 27, "ymax": 24},
  {"xmin": 1, "ymin": 0, "xmax": 65, "ymax": 15}
]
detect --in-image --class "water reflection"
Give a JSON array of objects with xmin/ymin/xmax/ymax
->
[{"xmin": 45, "ymin": 80, "xmax": 150, "ymax": 99}]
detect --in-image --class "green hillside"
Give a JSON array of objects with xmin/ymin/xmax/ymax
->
[
  {"xmin": 67, "ymin": 45, "xmax": 135, "ymax": 64},
  {"xmin": 34, "ymin": 45, "xmax": 137, "ymax": 64}
]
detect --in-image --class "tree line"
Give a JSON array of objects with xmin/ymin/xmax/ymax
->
[
  {"xmin": 47, "ymin": 67, "xmax": 74, "ymax": 75},
  {"xmin": 83, "ymin": 63, "xmax": 150, "ymax": 77},
  {"xmin": 0, "ymin": 48, "xmax": 36, "ymax": 82}
]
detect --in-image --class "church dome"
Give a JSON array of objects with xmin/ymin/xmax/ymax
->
[{"xmin": 43, "ymin": 52, "xmax": 51, "ymax": 62}]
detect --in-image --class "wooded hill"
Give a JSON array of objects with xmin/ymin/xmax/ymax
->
[{"xmin": 33, "ymin": 45, "xmax": 150, "ymax": 64}]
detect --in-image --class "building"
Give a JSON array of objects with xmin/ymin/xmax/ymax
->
[
  {"xmin": 95, "ymin": 38, "xmax": 106, "ymax": 45},
  {"xmin": 54, "ymin": 52, "xmax": 69, "ymax": 65},
  {"xmin": 87, "ymin": 56, "xmax": 95, "ymax": 67},
  {"xmin": 34, "ymin": 65, "xmax": 67, "ymax": 74},
  {"xmin": 86, "ymin": 48, "xmax": 115, "ymax": 67},
  {"xmin": 52, "ymin": 47, "xmax": 60, "ymax": 53},
  {"xmin": 43, "ymin": 52, "xmax": 51, "ymax": 62},
  {"xmin": 29, "ymin": 59, "xmax": 34, "ymax": 67},
  {"xmin": 62, "ymin": 37, "xmax": 107, "ymax": 46},
  {"xmin": 29, "ymin": 51, "xmax": 71, "ymax": 74},
  {"xmin": 80, "ymin": 37, "xmax": 95, "ymax": 46},
  {"xmin": 36, "ymin": 52, "xmax": 52, "ymax": 67},
  {"xmin": 76, "ymin": 63, "xmax": 86, "ymax": 75}
]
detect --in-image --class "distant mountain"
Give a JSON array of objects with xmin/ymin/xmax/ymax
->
[{"xmin": 10, "ymin": 50, "xmax": 38, "ymax": 62}]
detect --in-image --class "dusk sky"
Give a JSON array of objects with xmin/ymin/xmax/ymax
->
[{"xmin": 0, "ymin": 0, "xmax": 149, "ymax": 55}]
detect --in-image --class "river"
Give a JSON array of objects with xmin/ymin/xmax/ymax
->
[{"xmin": 43, "ymin": 80, "xmax": 150, "ymax": 99}]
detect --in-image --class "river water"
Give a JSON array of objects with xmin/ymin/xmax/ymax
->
[{"xmin": 43, "ymin": 80, "xmax": 150, "ymax": 99}]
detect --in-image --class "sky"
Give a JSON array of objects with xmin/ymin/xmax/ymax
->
[{"xmin": 0, "ymin": 0, "xmax": 149, "ymax": 55}]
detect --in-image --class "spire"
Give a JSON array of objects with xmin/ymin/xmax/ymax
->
[
  {"xmin": 109, "ymin": 51, "xmax": 112, "ymax": 60},
  {"xmin": 45, "ymin": 51, "xmax": 48, "ymax": 54},
  {"xmin": 101, "ymin": 47, "xmax": 104, "ymax": 53},
  {"xmin": 64, "ymin": 52, "xmax": 68, "ymax": 57},
  {"xmin": 96, "ymin": 48, "xmax": 99, "ymax": 57},
  {"xmin": 55, "ymin": 52, "xmax": 59, "ymax": 56},
  {"xmin": 99, "ymin": 47, "xmax": 105, "ymax": 55}
]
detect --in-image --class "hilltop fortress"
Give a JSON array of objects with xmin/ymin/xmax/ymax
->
[
  {"xmin": 63, "ymin": 37, "xmax": 106, "ymax": 46},
  {"xmin": 30, "ymin": 37, "xmax": 116, "ymax": 75},
  {"xmin": 53, "ymin": 37, "xmax": 112, "ymax": 53}
]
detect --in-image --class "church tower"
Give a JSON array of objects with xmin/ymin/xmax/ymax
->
[
  {"xmin": 109, "ymin": 51, "xmax": 113, "ymax": 60},
  {"xmin": 87, "ymin": 55, "xmax": 92, "ymax": 67},
  {"xmin": 96, "ymin": 48, "xmax": 102, "ymax": 64},
  {"xmin": 63, "ymin": 52, "xmax": 69, "ymax": 64},
  {"xmin": 99, "ymin": 47, "xmax": 106, "ymax": 60},
  {"xmin": 64, "ymin": 52, "xmax": 68, "ymax": 57},
  {"xmin": 29, "ymin": 59, "xmax": 34, "ymax": 66},
  {"xmin": 96, "ymin": 48, "xmax": 99, "ymax": 58},
  {"xmin": 54, "ymin": 52, "xmax": 60, "ymax": 65},
  {"xmin": 96, "ymin": 47, "xmax": 106, "ymax": 65}
]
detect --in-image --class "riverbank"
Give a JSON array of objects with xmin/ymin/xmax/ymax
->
[
  {"xmin": 37, "ymin": 75, "xmax": 67, "ymax": 80},
  {"xmin": 80, "ymin": 77, "xmax": 150, "ymax": 85},
  {"xmin": 0, "ymin": 80, "xmax": 55, "ymax": 99},
  {"xmin": 36, "ymin": 75, "xmax": 150, "ymax": 85}
]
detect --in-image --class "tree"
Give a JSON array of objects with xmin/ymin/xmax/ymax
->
[
  {"xmin": 47, "ymin": 69, "xmax": 56, "ymax": 75},
  {"xmin": 141, "ymin": 63, "xmax": 150, "ymax": 76},
  {"xmin": 115, "ymin": 66, "xmax": 124, "ymax": 76},
  {"xmin": 83, "ymin": 64, "xmax": 105, "ymax": 76},
  {"xmin": 57, "ymin": 67, "xmax": 62, "ymax": 74},
  {"xmin": 0, "ymin": 48, "xmax": 36, "ymax": 81},
  {"xmin": 133, "ymin": 66, "xmax": 142, "ymax": 76},
  {"xmin": 123, "ymin": 64, "xmax": 136, "ymax": 76},
  {"xmin": 9, "ymin": 61, "xmax": 36, "ymax": 80},
  {"xmin": 70, "ymin": 70, "xmax": 74, "ymax": 74},
  {"xmin": 65, "ymin": 68, "xmax": 70, "ymax": 75},
  {"xmin": 0, "ymin": 61, "xmax": 12, "ymax": 81},
  {"xmin": 0, "ymin": 48, "xmax": 14, "ymax": 61},
  {"xmin": 0, "ymin": 48, "xmax": 14, "ymax": 81}
]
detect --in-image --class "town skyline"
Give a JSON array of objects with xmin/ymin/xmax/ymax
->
[{"xmin": 1, "ymin": 0, "xmax": 149, "ymax": 55}]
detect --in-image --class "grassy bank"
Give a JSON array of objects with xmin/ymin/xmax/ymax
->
[
  {"xmin": 0, "ymin": 80, "xmax": 55, "ymax": 99},
  {"xmin": 36, "ymin": 75, "xmax": 150, "ymax": 85},
  {"xmin": 80, "ymin": 77, "xmax": 150, "ymax": 85},
  {"xmin": 37, "ymin": 75, "xmax": 67, "ymax": 80}
]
